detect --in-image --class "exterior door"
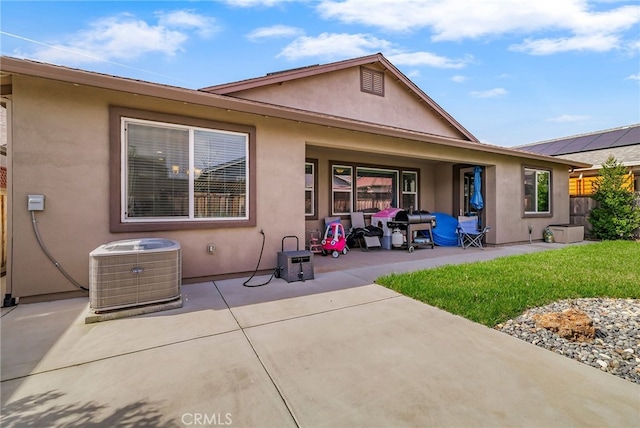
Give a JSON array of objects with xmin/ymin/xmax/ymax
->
[{"xmin": 459, "ymin": 167, "xmax": 479, "ymax": 217}]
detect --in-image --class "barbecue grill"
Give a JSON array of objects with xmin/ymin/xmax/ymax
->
[{"xmin": 387, "ymin": 210, "xmax": 436, "ymax": 252}]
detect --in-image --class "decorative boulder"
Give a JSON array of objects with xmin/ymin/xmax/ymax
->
[{"xmin": 532, "ymin": 308, "xmax": 595, "ymax": 342}]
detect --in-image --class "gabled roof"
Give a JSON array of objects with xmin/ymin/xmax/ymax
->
[
  {"xmin": 518, "ymin": 124, "xmax": 640, "ymax": 156},
  {"xmin": 200, "ymin": 53, "xmax": 479, "ymax": 142},
  {"xmin": 0, "ymin": 55, "xmax": 590, "ymax": 169}
]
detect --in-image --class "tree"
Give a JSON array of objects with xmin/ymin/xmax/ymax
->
[{"xmin": 588, "ymin": 155, "xmax": 640, "ymax": 240}]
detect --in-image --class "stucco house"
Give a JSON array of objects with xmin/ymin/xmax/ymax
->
[
  {"xmin": 518, "ymin": 124, "xmax": 640, "ymax": 196},
  {"xmin": 1, "ymin": 53, "xmax": 588, "ymax": 303},
  {"xmin": 518, "ymin": 124, "xmax": 639, "ymax": 234}
]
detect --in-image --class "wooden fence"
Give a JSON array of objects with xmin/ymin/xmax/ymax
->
[{"xmin": 569, "ymin": 196, "xmax": 595, "ymax": 233}]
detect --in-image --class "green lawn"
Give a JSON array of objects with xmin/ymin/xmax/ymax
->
[{"xmin": 376, "ymin": 241, "xmax": 640, "ymax": 327}]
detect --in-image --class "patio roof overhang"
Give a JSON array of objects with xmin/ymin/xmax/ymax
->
[{"xmin": 0, "ymin": 56, "xmax": 591, "ymax": 170}]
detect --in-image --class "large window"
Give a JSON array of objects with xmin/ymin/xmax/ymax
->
[
  {"xmin": 331, "ymin": 162, "xmax": 417, "ymax": 216},
  {"xmin": 524, "ymin": 167, "xmax": 551, "ymax": 215},
  {"xmin": 110, "ymin": 107, "xmax": 255, "ymax": 232},
  {"xmin": 356, "ymin": 167, "xmax": 397, "ymax": 212}
]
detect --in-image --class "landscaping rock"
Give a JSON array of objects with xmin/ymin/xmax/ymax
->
[
  {"xmin": 532, "ymin": 308, "xmax": 595, "ymax": 342},
  {"xmin": 495, "ymin": 298, "xmax": 640, "ymax": 385}
]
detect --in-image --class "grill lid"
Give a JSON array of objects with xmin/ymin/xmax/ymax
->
[{"xmin": 394, "ymin": 210, "xmax": 434, "ymax": 224}]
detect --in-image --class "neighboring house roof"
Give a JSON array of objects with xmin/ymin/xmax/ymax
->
[
  {"xmin": 200, "ymin": 53, "xmax": 478, "ymax": 143},
  {"xmin": 518, "ymin": 124, "xmax": 640, "ymax": 170},
  {"xmin": 0, "ymin": 55, "xmax": 589, "ymax": 169},
  {"xmin": 518, "ymin": 124, "xmax": 639, "ymax": 156}
]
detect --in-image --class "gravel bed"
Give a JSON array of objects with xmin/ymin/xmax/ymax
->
[{"xmin": 495, "ymin": 298, "xmax": 640, "ymax": 384}]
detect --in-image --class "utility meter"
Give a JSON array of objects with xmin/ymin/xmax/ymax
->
[{"xmin": 28, "ymin": 194, "xmax": 45, "ymax": 211}]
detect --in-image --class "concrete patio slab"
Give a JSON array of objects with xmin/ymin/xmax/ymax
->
[
  {"xmin": 246, "ymin": 295, "xmax": 639, "ymax": 427},
  {"xmin": 215, "ymin": 272, "xmax": 399, "ymax": 328},
  {"xmin": 2, "ymin": 242, "xmax": 638, "ymax": 427},
  {"xmin": 1, "ymin": 282, "xmax": 238, "ymax": 380},
  {"xmin": 1, "ymin": 331, "xmax": 297, "ymax": 427}
]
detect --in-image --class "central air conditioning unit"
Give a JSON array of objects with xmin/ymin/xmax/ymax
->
[{"xmin": 89, "ymin": 238, "xmax": 181, "ymax": 312}]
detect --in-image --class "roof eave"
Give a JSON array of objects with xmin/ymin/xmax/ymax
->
[{"xmin": 1, "ymin": 56, "xmax": 587, "ymax": 169}]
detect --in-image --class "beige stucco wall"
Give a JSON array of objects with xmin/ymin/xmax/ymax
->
[
  {"xmin": 7, "ymin": 73, "xmax": 572, "ymax": 300},
  {"xmin": 9, "ymin": 75, "xmax": 308, "ymax": 298},
  {"xmin": 229, "ymin": 66, "xmax": 465, "ymax": 139},
  {"xmin": 492, "ymin": 157, "xmax": 570, "ymax": 243}
]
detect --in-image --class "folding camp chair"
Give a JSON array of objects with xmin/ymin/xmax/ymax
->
[
  {"xmin": 457, "ymin": 216, "xmax": 490, "ymax": 249},
  {"xmin": 350, "ymin": 212, "xmax": 381, "ymax": 251}
]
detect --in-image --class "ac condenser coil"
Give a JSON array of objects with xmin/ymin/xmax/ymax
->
[{"xmin": 89, "ymin": 238, "xmax": 181, "ymax": 312}]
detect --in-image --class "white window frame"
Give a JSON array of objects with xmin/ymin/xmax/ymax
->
[
  {"xmin": 523, "ymin": 167, "xmax": 552, "ymax": 216},
  {"xmin": 402, "ymin": 171, "xmax": 418, "ymax": 211},
  {"xmin": 332, "ymin": 165, "xmax": 353, "ymax": 215},
  {"xmin": 305, "ymin": 161, "xmax": 315, "ymax": 217},
  {"xmin": 121, "ymin": 117, "xmax": 249, "ymax": 223}
]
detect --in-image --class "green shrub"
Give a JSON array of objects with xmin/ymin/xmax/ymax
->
[{"xmin": 589, "ymin": 155, "xmax": 640, "ymax": 240}]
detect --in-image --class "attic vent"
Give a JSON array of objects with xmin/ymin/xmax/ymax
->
[{"xmin": 361, "ymin": 67, "xmax": 384, "ymax": 96}]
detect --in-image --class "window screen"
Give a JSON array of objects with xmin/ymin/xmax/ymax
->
[{"xmin": 124, "ymin": 119, "xmax": 248, "ymax": 222}]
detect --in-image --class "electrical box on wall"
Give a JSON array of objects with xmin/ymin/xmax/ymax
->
[{"xmin": 28, "ymin": 194, "xmax": 45, "ymax": 211}]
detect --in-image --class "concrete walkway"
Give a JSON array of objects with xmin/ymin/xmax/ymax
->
[{"xmin": 1, "ymin": 243, "xmax": 638, "ymax": 427}]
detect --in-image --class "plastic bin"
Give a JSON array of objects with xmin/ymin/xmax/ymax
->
[
  {"xmin": 548, "ymin": 225, "xmax": 584, "ymax": 244},
  {"xmin": 371, "ymin": 208, "xmax": 403, "ymax": 249}
]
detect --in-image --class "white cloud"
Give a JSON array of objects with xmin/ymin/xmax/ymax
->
[
  {"xmin": 156, "ymin": 10, "xmax": 218, "ymax": 38},
  {"xmin": 277, "ymin": 33, "xmax": 393, "ymax": 60},
  {"xmin": 276, "ymin": 33, "xmax": 470, "ymax": 69},
  {"xmin": 223, "ymin": 0, "xmax": 299, "ymax": 6},
  {"xmin": 405, "ymin": 70, "xmax": 421, "ymax": 79},
  {"xmin": 470, "ymin": 88, "xmax": 508, "ymax": 98},
  {"xmin": 247, "ymin": 25, "xmax": 304, "ymax": 41},
  {"xmin": 547, "ymin": 114, "xmax": 591, "ymax": 123},
  {"xmin": 625, "ymin": 73, "xmax": 640, "ymax": 80},
  {"xmin": 317, "ymin": 0, "xmax": 640, "ymax": 54},
  {"xmin": 28, "ymin": 11, "xmax": 215, "ymax": 65},
  {"xmin": 510, "ymin": 33, "xmax": 620, "ymax": 55},
  {"xmin": 318, "ymin": 0, "xmax": 437, "ymax": 34},
  {"xmin": 451, "ymin": 75, "xmax": 467, "ymax": 83},
  {"xmin": 387, "ymin": 52, "xmax": 473, "ymax": 69},
  {"xmin": 566, "ymin": 5, "xmax": 638, "ymax": 34},
  {"xmin": 627, "ymin": 39, "xmax": 640, "ymax": 53}
]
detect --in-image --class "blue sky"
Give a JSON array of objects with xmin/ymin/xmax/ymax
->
[{"xmin": 1, "ymin": 0, "xmax": 639, "ymax": 147}]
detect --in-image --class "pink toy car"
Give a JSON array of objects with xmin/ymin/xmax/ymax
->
[{"xmin": 321, "ymin": 222, "xmax": 348, "ymax": 258}]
